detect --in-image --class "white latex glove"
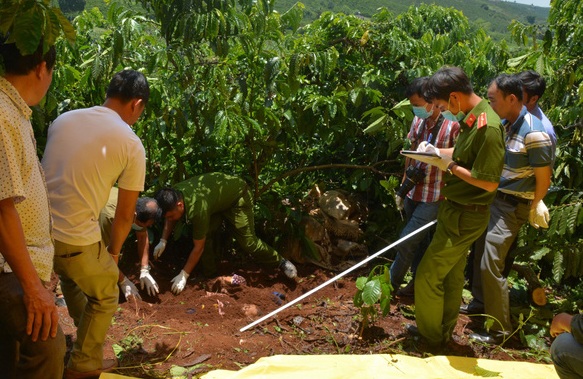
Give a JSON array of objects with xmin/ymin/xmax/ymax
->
[
  {"xmin": 401, "ymin": 151, "xmax": 453, "ymax": 171},
  {"xmin": 395, "ymin": 194, "xmax": 404, "ymax": 211},
  {"xmin": 119, "ymin": 277, "xmax": 141, "ymax": 300},
  {"xmin": 153, "ymin": 239, "xmax": 167, "ymax": 260},
  {"xmin": 171, "ymin": 270, "xmax": 189, "ymax": 295},
  {"xmin": 139, "ymin": 267, "xmax": 159, "ymax": 296},
  {"xmin": 529, "ymin": 200, "xmax": 550, "ymax": 229},
  {"xmin": 416, "ymin": 141, "xmax": 440, "ymax": 156}
]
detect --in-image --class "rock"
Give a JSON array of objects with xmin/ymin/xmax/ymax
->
[
  {"xmin": 242, "ymin": 304, "xmax": 261, "ymax": 318},
  {"xmin": 333, "ymin": 239, "xmax": 367, "ymax": 258},
  {"xmin": 319, "ymin": 190, "xmax": 353, "ymax": 220},
  {"xmin": 302, "ymin": 216, "xmax": 327, "ymax": 242},
  {"xmin": 322, "ymin": 212, "xmax": 363, "ymax": 241},
  {"xmin": 292, "ymin": 316, "xmax": 305, "ymax": 326}
]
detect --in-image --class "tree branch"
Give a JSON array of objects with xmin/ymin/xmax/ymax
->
[{"xmin": 256, "ymin": 163, "xmax": 395, "ymax": 198}]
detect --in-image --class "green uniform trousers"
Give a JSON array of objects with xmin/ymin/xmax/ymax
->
[
  {"xmin": 414, "ymin": 200, "xmax": 490, "ymax": 346},
  {"xmin": 54, "ymin": 240, "xmax": 119, "ymax": 373},
  {"xmin": 221, "ymin": 188, "xmax": 281, "ymax": 265}
]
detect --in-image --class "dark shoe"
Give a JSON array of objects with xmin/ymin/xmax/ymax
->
[
  {"xmin": 395, "ymin": 280, "xmax": 414, "ymax": 298},
  {"xmin": 469, "ymin": 330, "xmax": 506, "ymax": 345},
  {"xmin": 279, "ymin": 259, "xmax": 297, "ymax": 279},
  {"xmin": 459, "ymin": 301, "xmax": 484, "ymax": 315},
  {"xmin": 406, "ymin": 324, "xmax": 445, "ymax": 354},
  {"xmin": 405, "ymin": 323, "xmax": 420, "ymax": 337},
  {"xmin": 64, "ymin": 358, "xmax": 118, "ymax": 379}
]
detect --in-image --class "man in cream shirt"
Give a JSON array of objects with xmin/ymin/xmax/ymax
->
[{"xmin": 42, "ymin": 70, "xmax": 149, "ymax": 379}]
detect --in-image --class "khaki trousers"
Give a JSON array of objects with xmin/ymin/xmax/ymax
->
[{"xmin": 54, "ymin": 240, "xmax": 119, "ymax": 373}]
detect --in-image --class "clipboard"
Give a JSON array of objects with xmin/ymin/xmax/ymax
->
[{"xmin": 400, "ymin": 150, "xmax": 441, "ymax": 158}]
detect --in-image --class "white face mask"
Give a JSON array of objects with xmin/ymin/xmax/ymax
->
[
  {"xmin": 442, "ymin": 97, "xmax": 465, "ymax": 121},
  {"xmin": 411, "ymin": 104, "xmax": 433, "ymax": 119}
]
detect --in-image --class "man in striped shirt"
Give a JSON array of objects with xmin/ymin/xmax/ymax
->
[
  {"xmin": 518, "ymin": 70, "xmax": 556, "ymax": 156},
  {"xmin": 468, "ymin": 73, "xmax": 554, "ymax": 344},
  {"xmin": 390, "ymin": 77, "xmax": 460, "ymax": 297}
]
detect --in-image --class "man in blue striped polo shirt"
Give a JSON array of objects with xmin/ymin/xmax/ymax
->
[{"xmin": 468, "ymin": 73, "xmax": 554, "ymax": 344}]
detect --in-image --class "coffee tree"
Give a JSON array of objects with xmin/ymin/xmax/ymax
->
[{"xmin": 3, "ymin": 0, "xmax": 581, "ymax": 281}]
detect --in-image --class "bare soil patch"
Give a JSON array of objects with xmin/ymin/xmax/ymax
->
[{"xmin": 55, "ymin": 246, "xmax": 551, "ymax": 378}]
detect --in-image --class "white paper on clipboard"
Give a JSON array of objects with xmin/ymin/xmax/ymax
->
[{"xmin": 400, "ymin": 150, "xmax": 441, "ymax": 158}]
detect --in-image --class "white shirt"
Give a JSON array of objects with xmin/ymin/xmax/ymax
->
[{"xmin": 42, "ymin": 106, "xmax": 145, "ymax": 246}]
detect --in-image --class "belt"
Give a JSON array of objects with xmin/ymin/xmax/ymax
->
[
  {"xmin": 447, "ymin": 199, "xmax": 489, "ymax": 212},
  {"xmin": 496, "ymin": 191, "xmax": 533, "ymax": 206}
]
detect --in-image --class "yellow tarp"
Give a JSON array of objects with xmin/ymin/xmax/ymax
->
[{"xmin": 201, "ymin": 354, "xmax": 558, "ymax": 379}]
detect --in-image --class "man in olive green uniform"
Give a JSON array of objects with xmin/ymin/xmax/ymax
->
[
  {"xmin": 401, "ymin": 67, "xmax": 505, "ymax": 350},
  {"xmin": 153, "ymin": 172, "xmax": 297, "ymax": 294}
]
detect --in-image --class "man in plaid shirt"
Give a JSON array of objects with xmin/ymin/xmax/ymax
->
[{"xmin": 390, "ymin": 77, "xmax": 460, "ymax": 297}]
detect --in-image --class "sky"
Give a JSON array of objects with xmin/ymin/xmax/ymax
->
[{"xmin": 506, "ymin": 0, "xmax": 551, "ymax": 7}]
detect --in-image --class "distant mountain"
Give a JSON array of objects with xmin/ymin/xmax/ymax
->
[{"xmin": 274, "ymin": 0, "xmax": 549, "ymax": 40}]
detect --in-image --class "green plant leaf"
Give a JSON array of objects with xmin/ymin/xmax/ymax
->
[
  {"xmin": 45, "ymin": 10, "xmax": 61, "ymax": 47},
  {"xmin": 553, "ymin": 251, "xmax": 564, "ymax": 283},
  {"xmin": 380, "ymin": 178, "xmax": 399, "ymax": 192},
  {"xmin": 362, "ymin": 279, "xmax": 382, "ymax": 305},
  {"xmin": 523, "ymin": 333, "xmax": 547, "ymax": 350},
  {"xmin": 353, "ymin": 291, "xmax": 363, "ymax": 308},
  {"xmin": 383, "ymin": 265, "xmax": 391, "ymax": 286},
  {"xmin": 484, "ymin": 317, "xmax": 495, "ymax": 331},
  {"xmin": 169, "ymin": 365, "xmax": 188, "ymax": 377},
  {"xmin": 507, "ymin": 53, "xmax": 530, "ymax": 68},
  {"xmin": 363, "ymin": 114, "xmax": 387, "ymax": 134},
  {"xmin": 13, "ymin": 7, "xmax": 43, "ymax": 55},
  {"xmin": 531, "ymin": 247, "xmax": 550, "ymax": 261},
  {"xmin": 0, "ymin": 3, "xmax": 19, "ymax": 35},
  {"xmin": 112, "ymin": 343, "xmax": 123, "ymax": 357},
  {"xmin": 567, "ymin": 203, "xmax": 581, "ymax": 235},
  {"xmin": 380, "ymin": 296, "xmax": 390, "ymax": 317},
  {"xmin": 355, "ymin": 276, "xmax": 368, "ymax": 291},
  {"xmin": 391, "ymin": 98, "xmax": 411, "ymax": 111},
  {"xmin": 281, "ymin": 2, "xmax": 304, "ymax": 32}
]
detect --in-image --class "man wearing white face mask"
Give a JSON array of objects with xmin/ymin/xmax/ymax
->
[
  {"xmin": 390, "ymin": 77, "xmax": 460, "ymax": 298},
  {"xmin": 401, "ymin": 67, "xmax": 505, "ymax": 351}
]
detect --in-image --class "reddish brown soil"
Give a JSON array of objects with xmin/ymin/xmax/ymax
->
[{"xmin": 55, "ymin": 250, "xmax": 551, "ymax": 379}]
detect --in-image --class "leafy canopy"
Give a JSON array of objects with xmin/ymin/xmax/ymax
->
[{"xmin": 0, "ymin": 0, "xmax": 75, "ymax": 55}]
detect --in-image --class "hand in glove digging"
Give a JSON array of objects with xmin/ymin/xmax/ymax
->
[
  {"xmin": 139, "ymin": 266, "xmax": 159, "ymax": 296},
  {"xmin": 171, "ymin": 270, "xmax": 189, "ymax": 295},
  {"xmin": 119, "ymin": 277, "xmax": 141, "ymax": 300},
  {"xmin": 153, "ymin": 239, "xmax": 167, "ymax": 260}
]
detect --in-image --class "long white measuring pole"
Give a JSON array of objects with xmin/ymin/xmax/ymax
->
[{"xmin": 240, "ymin": 219, "xmax": 437, "ymax": 332}]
